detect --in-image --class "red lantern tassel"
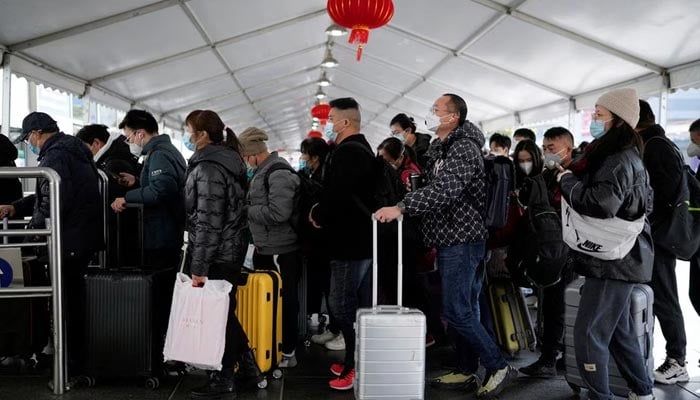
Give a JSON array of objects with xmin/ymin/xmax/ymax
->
[
  {"xmin": 356, "ymin": 44, "xmax": 363, "ymax": 61},
  {"xmin": 349, "ymin": 26, "xmax": 369, "ymax": 61}
]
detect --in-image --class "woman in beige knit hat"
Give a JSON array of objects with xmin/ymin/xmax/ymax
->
[{"xmin": 556, "ymin": 88, "xmax": 656, "ymax": 400}]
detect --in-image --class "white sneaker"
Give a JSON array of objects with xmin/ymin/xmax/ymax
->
[
  {"xmin": 325, "ymin": 333, "xmax": 346, "ymax": 351},
  {"xmin": 654, "ymin": 358, "xmax": 689, "ymax": 384},
  {"xmin": 628, "ymin": 392, "xmax": 655, "ymax": 400},
  {"xmin": 278, "ymin": 350, "xmax": 297, "ymax": 368},
  {"xmin": 311, "ymin": 330, "xmax": 338, "ymax": 345}
]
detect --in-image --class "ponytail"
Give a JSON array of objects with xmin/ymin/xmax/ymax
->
[{"xmin": 224, "ymin": 127, "xmax": 242, "ymax": 153}]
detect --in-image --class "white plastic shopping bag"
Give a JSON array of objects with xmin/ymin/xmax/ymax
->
[
  {"xmin": 561, "ymin": 198, "xmax": 645, "ymax": 261},
  {"xmin": 163, "ymin": 273, "xmax": 233, "ymax": 370}
]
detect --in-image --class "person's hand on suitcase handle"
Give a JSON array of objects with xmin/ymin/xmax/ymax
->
[
  {"xmin": 375, "ymin": 202, "xmax": 404, "ymax": 223},
  {"xmin": 192, "ymin": 274, "xmax": 207, "ymax": 288},
  {"xmin": 111, "ymin": 197, "xmax": 128, "ymax": 213}
]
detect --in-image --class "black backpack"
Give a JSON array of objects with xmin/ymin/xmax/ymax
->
[
  {"xmin": 645, "ymin": 137, "xmax": 700, "ymax": 260},
  {"xmin": 483, "ymin": 154, "xmax": 514, "ymax": 230},
  {"xmin": 516, "ymin": 175, "xmax": 569, "ymax": 287}
]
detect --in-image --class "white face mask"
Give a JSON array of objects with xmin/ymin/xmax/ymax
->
[
  {"xmin": 425, "ymin": 113, "xmax": 442, "ymax": 132},
  {"xmin": 519, "ymin": 161, "xmax": 533, "ymax": 175},
  {"xmin": 129, "ymin": 142, "xmax": 143, "ymax": 157},
  {"xmin": 688, "ymin": 142, "xmax": 700, "ymax": 158}
]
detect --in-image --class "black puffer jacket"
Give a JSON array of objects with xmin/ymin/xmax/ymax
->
[
  {"xmin": 12, "ymin": 132, "xmax": 103, "ymax": 254},
  {"xmin": 559, "ymin": 147, "xmax": 653, "ymax": 283},
  {"xmin": 412, "ymin": 132, "xmax": 433, "ymax": 170},
  {"xmin": 0, "ymin": 133, "xmax": 22, "ymax": 204},
  {"xmin": 185, "ymin": 145, "xmax": 247, "ymax": 276}
]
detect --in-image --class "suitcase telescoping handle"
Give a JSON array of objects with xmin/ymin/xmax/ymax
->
[
  {"xmin": 115, "ymin": 203, "xmax": 145, "ymax": 268},
  {"xmin": 371, "ymin": 213, "xmax": 403, "ymax": 307}
]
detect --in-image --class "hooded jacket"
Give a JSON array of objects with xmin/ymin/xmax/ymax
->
[
  {"xmin": 247, "ymin": 152, "xmax": 300, "ymax": 255},
  {"xmin": 0, "ymin": 133, "xmax": 22, "ymax": 205},
  {"xmin": 404, "ymin": 121, "xmax": 487, "ymax": 248},
  {"xmin": 125, "ymin": 134, "xmax": 186, "ymax": 250},
  {"xmin": 96, "ymin": 134, "xmax": 140, "ymax": 201},
  {"xmin": 559, "ymin": 147, "xmax": 653, "ymax": 283},
  {"xmin": 639, "ymin": 124, "xmax": 683, "ymax": 224},
  {"xmin": 185, "ymin": 145, "xmax": 247, "ymax": 276},
  {"xmin": 12, "ymin": 132, "xmax": 103, "ymax": 254}
]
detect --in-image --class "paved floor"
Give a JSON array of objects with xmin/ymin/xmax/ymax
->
[{"xmin": 1, "ymin": 262, "xmax": 699, "ymax": 399}]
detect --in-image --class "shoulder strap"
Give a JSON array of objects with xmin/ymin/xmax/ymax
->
[{"xmin": 263, "ymin": 162, "xmax": 297, "ymax": 193}]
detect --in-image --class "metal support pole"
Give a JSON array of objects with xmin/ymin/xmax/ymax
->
[
  {"xmin": 1, "ymin": 54, "xmax": 11, "ymax": 137},
  {"xmin": 97, "ymin": 170, "xmax": 108, "ymax": 269},
  {"xmin": 658, "ymin": 73, "xmax": 670, "ymax": 129}
]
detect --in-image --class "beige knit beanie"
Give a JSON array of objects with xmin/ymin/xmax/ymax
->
[
  {"xmin": 596, "ymin": 88, "xmax": 640, "ymax": 129},
  {"xmin": 238, "ymin": 127, "xmax": 269, "ymax": 156}
]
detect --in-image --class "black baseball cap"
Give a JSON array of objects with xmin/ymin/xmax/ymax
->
[{"xmin": 14, "ymin": 112, "xmax": 59, "ymax": 143}]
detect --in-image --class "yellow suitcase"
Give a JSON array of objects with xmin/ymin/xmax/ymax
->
[
  {"xmin": 236, "ymin": 270, "xmax": 283, "ymax": 374},
  {"xmin": 487, "ymin": 280, "xmax": 536, "ymax": 356}
]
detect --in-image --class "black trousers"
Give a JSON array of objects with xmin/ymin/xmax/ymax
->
[
  {"xmin": 690, "ymin": 253, "xmax": 700, "ymax": 318},
  {"xmin": 649, "ymin": 247, "xmax": 687, "ymax": 362},
  {"xmin": 207, "ymin": 264, "xmax": 251, "ymax": 368},
  {"xmin": 253, "ymin": 250, "xmax": 301, "ymax": 354},
  {"xmin": 63, "ymin": 251, "xmax": 93, "ymax": 375},
  {"xmin": 305, "ymin": 251, "xmax": 340, "ymax": 334},
  {"xmin": 539, "ymin": 270, "xmax": 575, "ymax": 363}
]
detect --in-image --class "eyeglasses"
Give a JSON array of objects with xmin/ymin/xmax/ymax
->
[
  {"xmin": 429, "ymin": 107, "xmax": 453, "ymax": 115},
  {"xmin": 391, "ymin": 130, "xmax": 404, "ymax": 136}
]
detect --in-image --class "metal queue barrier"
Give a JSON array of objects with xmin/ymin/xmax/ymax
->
[{"xmin": 0, "ymin": 167, "xmax": 65, "ymax": 395}]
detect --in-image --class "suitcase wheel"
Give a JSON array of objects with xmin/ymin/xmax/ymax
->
[
  {"xmin": 257, "ymin": 377, "xmax": 268, "ymax": 389},
  {"xmin": 145, "ymin": 377, "xmax": 160, "ymax": 390},
  {"xmin": 272, "ymin": 369, "xmax": 283, "ymax": 380},
  {"xmin": 567, "ymin": 381, "xmax": 581, "ymax": 394}
]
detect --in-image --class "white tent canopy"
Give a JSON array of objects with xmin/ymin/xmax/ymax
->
[{"xmin": 1, "ymin": 0, "xmax": 699, "ymax": 149}]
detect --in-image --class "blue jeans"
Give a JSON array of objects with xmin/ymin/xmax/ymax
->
[
  {"xmin": 438, "ymin": 241, "xmax": 507, "ymax": 373},
  {"xmin": 329, "ymin": 258, "xmax": 372, "ymax": 368},
  {"xmin": 574, "ymin": 277, "xmax": 653, "ymax": 399}
]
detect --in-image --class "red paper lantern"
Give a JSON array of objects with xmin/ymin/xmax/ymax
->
[
  {"xmin": 327, "ymin": 0, "xmax": 394, "ymax": 61},
  {"xmin": 308, "ymin": 130, "xmax": 323, "ymax": 138},
  {"xmin": 311, "ymin": 103, "xmax": 331, "ymax": 121}
]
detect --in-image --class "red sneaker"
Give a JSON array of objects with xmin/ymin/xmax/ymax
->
[
  {"xmin": 329, "ymin": 368, "xmax": 355, "ymax": 391},
  {"xmin": 330, "ymin": 363, "xmax": 344, "ymax": 377}
]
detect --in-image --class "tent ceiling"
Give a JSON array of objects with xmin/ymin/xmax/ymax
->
[{"xmin": 1, "ymin": 0, "xmax": 699, "ymax": 149}]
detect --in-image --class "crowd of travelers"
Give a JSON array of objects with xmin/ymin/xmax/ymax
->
[{"xmin": 1, "ymin": 87, "xmax": 700, "ymax": 400}]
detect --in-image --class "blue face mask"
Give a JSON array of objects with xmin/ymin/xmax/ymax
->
[
  {"xmin": 184, "ymin": 134, "xmax": 197, "ymax": 152},
  {"xmin": 246, "ymin": 163, "xmax": 256, "ymax": 181},
  {"xmin": 298, "ymin": 159, "xmax": 308, "ymax": 171},
  {"xmin": 590, "ymin": 119, "xmax": 609, "ymax": 139},
  {"xmin": 324, "ymin": 122, "xmax": 336, "ymax": 142},
  {"xmin": 29, "ymin": 143, "xmax": 40, "ymax": 156}
]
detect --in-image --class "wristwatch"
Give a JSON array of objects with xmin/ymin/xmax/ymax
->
[{"xmin": 396, "ymin": 201, "xmax": 406, "ymax": 214}]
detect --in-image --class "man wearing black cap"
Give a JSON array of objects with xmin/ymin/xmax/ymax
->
[{"xmin": 0, "ymin": 111, "xmax": 103, "ymax": 377}]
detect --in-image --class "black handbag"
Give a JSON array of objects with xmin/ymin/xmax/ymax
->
[{"xmin": 648, "ymin": 137, "xmax": 700, "ymax": 260}]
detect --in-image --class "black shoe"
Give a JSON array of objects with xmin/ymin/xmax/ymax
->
[
  {"xmin": 190, "ymin": 371, "xmax": 237, "ymax": 399},
  {"xmin": 519, "ymin": 359, "xmax": 556, "ymax": 378},
  {"xmin": 236, "ymin": 350, "xmax": 266, "ymax": 389}
]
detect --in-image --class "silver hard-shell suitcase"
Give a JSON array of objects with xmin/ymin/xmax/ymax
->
[
  {"xmin": 564, "ymin": 278, "xmax": 654, "ymax": 397},
  {"xmin": 355, "ymin": 215, "xmax": 426, "ymax": 400}
]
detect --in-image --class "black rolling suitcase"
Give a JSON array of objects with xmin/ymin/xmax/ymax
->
[
  {"xmin": 83, "ymin": 206, "xmax": 177, "ymax": 389},
  {"xmin": 564, "ymin": 278, "xmax": 654, "ymax": 397}
]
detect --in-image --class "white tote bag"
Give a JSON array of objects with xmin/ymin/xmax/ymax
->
[
  {"xmin": 163, "ymin": 273, "xmax": 233, "ymax": 370},
  {"xmin": 561, "ymin": 198, "xmax": 645, "ymax": 261}
]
